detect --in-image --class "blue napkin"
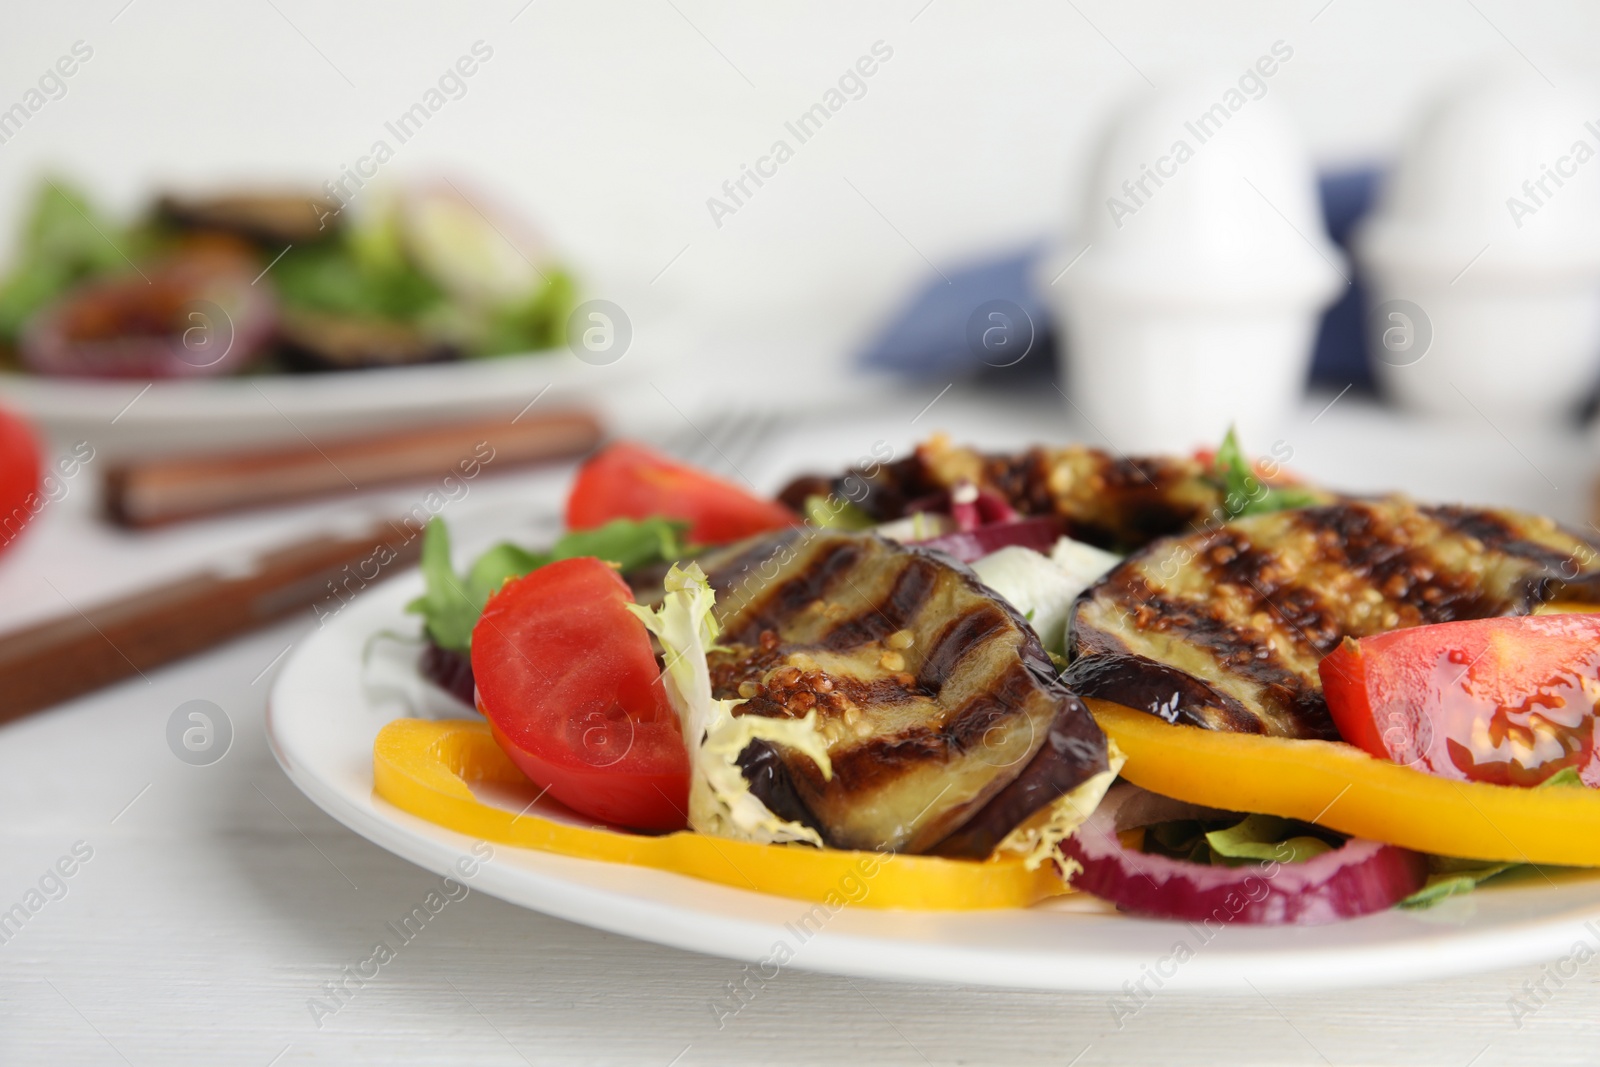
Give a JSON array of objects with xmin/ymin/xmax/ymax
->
[{"xmin": 858, "ymin": 167, "xmax": 1383, "ymax": 391}]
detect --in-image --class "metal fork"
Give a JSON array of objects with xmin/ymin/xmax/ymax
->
[{"xmin": 653, "ymin": 409, "xmax": 783, "ymax": 490}]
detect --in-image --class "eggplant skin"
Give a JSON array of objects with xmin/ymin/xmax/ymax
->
[
  {"xmin": 931, "ymin": 693, "xmax": 1108, "ymax": 859},
  {"xmin": 157, "ymin": 192, "xmax": 340, "ymax": 246},
  {"xmin": 1066, "ymin": 499, "xmax": 1600, "ymax": 739},
  {"xmin": 703, "ymin": 530, "xmax": 1109, "ymax": 854}
]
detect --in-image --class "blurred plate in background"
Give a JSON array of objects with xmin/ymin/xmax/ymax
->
[{"xmin": 0, "ymin": 343, "xmax": 672, "ymax": 455}]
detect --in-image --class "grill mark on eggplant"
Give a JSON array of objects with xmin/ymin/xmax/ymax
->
[
  {"xmin": 825, "ymin": 661, "xmax": 1045, "ymax": 793},
  {"xmin": 1289, "ymin": 505, "xmax": 1503, "ymax": 624},
  {"xmin": 702, "ymin": 530, "xmax": 1110, "ymax": 854},
  {"xmin": 916, "ymin": 603, "xmax": 1011, "ymax": 693},
  {"xmin": 721, "ymin": 537, "xmax": 864, "ymax": 644},
  {"xmin": 1131, "ymin": 588, "xmax": 1330, "ymax": 731},
  {"xmin": 769, "ymin": 538, "xmax": 864, "ymax": 621},
  {"xmin": 831, "ymin": 673, "xmax": 930, "ymax": 709},
  {"xmin": 1099, "ymin": 565, "xmax": 1307, "ymax": 693},
  {"xmin": 1424, "ymin": 505, "xmax": 1578, "ymax": 574},
  {"xmin": 942, "ymin": 659, "xmax": 1048, "ymax": 752},
  {"xmin": 1192, "ymin": 527, "xmax": 1343, "ymax": 654},
  {"xmin": 826, "ymin": 726, "xmax": 946, "ymax": 794},
  {"xmin": 1070, "ymin": 499, "xmax": 1600, "ymax": 740},
  {"xmin": 818, "ymin": 554, "xmax": 939, "ymax": 650}
]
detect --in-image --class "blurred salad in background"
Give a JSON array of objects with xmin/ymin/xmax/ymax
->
[{"xmin": 0, "ymin": 177, "xmax": 575, "ymax": 379}]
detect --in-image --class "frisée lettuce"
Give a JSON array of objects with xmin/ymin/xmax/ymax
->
[{"xmin": 626, "ymin": 563, "xmax": 835, "ymax": 846}]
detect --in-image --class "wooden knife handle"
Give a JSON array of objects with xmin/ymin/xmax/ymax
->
[
  {"xmin": 0, "ymin": 522, "xmax": 425, "ymax": 723},
  {"xmin": 104, "ymin": 409, "xmax": 602, "ymax": 527}
]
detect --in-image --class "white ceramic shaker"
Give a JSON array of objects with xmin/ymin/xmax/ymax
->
[
  {"xmin": 1043, "ymin": 74, "xmax": 1344, "ymax": 454},
  {"xmin": 1355, "ymin": 68, "xmax": 1600, "ymax": 420}
]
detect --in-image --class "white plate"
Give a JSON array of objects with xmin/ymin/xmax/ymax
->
[
  {"xmin": 268, "ymin": 567, "xmax": 1600, "ymax": 992},
  {"xmin": 0, "ymin": 348, "xmax": 661, "ymax": 454}
]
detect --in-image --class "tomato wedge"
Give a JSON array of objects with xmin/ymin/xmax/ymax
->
[
  {"xmin": 1319, "ymin": 614, "xmax": 1600, "ymax": 788},
  {"xmin": 0, "ymin": 406, "xmax": 41, "ymax": 555},
  {"xmin": 565, "ymin": 441, "xmax": 798, "ymax": 545},
  {"xmin": 472, "ymin": 556, "xmax": 689, "ymax": 831}
]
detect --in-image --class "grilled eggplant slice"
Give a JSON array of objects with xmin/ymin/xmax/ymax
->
[
  {"xmin": 1066, "ymin": 500, "xmax": 1600, "ymax": 740},
  {"xmin": 702, "ymin": 530, "xmax": 1110, "ymax": 854},
  {"xmin": 780, "ymin": 433, "xmax": 1334, "ymax": 553},
  {"xmin": 157, "ymin": 192, "xmax": 340, "ymax": 245}
]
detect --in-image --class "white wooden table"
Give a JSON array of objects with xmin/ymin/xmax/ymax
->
[{"xmin": 4, "ymin": 386, "xmax": 1599, "ymax": 1066}]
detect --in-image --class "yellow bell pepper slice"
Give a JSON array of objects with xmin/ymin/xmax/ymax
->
[
  {"xmin": 1090, "ymin": 699, "xmax": 1600, "ymax": 866},
  {"xmin": 1534, "ymin": 601, "xmax": 1600, "ymax": 615},
  {"xmin": 373, "ymin": 717, "xmax": 1067, "ymax": 910}
]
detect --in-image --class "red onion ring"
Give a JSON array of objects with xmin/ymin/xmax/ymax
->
[
  {"xmin": 905, "ymin": 482, "xmax": 1020, "ymax": 533},
  {"xmin": 914, "ymin": 516, "xmax": 1062, "ymax": 564},
  {"xmin": 20, "ymin": 257, "xmax": 276, "ymax": 379},
  {"xmin": 1060, "ymin": 785, "xmax": 1428, "ymax": 925}
]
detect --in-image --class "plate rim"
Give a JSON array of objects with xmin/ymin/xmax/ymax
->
[{"xmin": 0, "ymin": 346, "xmax": 587, "ymax": 423}]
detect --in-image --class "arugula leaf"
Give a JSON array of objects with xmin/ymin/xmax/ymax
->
[
  {"xmin": 405, "ymin": 518, "xmax": 485, "ymax": 651},
  {"xmin": 1212, "ymin": 426, "xmax": 1255, "ymax": 513},
  {"xmin": 1205, "ymin": 814, "xmax": 1336, "ymax": 865},
  {"xmin": 551, "ymin": 517, "xmax": 689, "ymax": 573},
  {"xmin": 464, "ymin": 541, "xmax": 546, "ymax": 603},
  {"xmin": 1539, "ymin": 767, "xmax": 1587, "ymax": 789},
  {"xmin": 405, "ymin": 515, "xmax": 690, "ymax": 652},
  {"xmin": 1211, "ymin": 426, "xmax": 1320, "ymax": 519}
]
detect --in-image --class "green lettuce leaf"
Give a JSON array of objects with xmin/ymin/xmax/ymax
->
[
  {"xmin": 1399, "ymin": 774, "xmax": 1588, "ymax": 909},
  {"xmin": 477, "ymin": 269, "xmax": 574, "ymax": 356},
  {"xmin": 1205, "ymin": 814, "xmax": 1336, "ymax": 865},
  {"xmin": 1137, "ymin": 813, "xmax": 1340, "ymax": 867},
  {"xmin": 1400, "ymin": 856, "xmax": 1517, "ymax": 909},
  {"xmin": 405, "ymin": 515, "xmax": 689, "ymax": 651},
  {"xmin": 0, "ymin": 180, "xmax": 136, "ymax": 341},
  {"xmin": 273, "ymin": 236, "xmax": 447, "ymax": 323}
]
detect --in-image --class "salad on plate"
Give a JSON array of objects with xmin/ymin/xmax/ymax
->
[
  {"xmin": 375, "ymin": 430, "xmax": 1600, "ymax": 922},
  {"xmin": 0, "ymin": 178, "xmax": 573, "ymax": 379}
]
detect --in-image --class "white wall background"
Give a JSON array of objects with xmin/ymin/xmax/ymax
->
[{"xmin": 4, "ymin": 0, "xmax": 1599, "ymax": 389}]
